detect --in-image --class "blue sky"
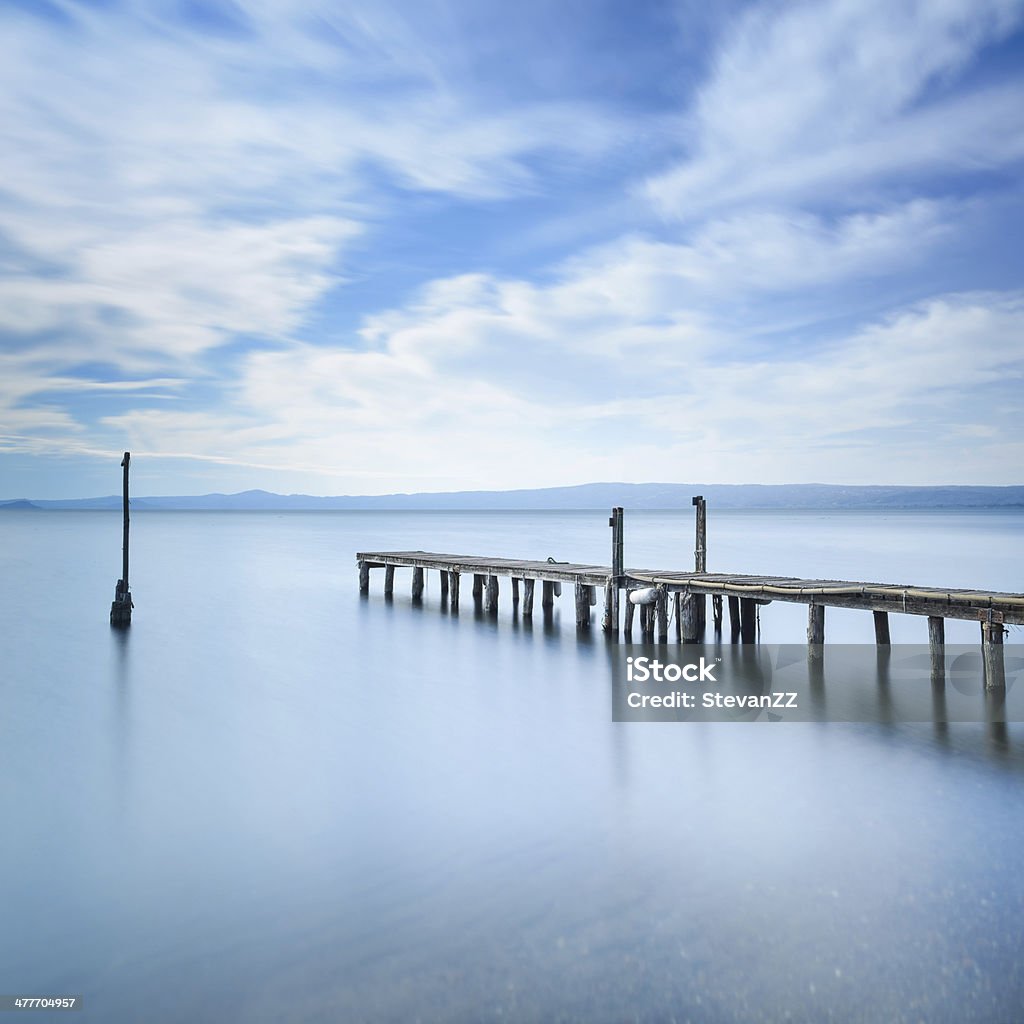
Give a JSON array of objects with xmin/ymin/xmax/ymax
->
[{"xmin": 1, "ymin": 0, "xmax": 1023, "ymax": 498}]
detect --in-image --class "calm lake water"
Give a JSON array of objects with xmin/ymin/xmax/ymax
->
[{"xmin": 1, "ymin": 509, "xmax": 1023, "ymax": 1022}]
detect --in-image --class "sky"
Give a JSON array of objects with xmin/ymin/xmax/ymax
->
[{"xmin": 1, "ymin": 0, "xmax": 1023, "ymax": 499}]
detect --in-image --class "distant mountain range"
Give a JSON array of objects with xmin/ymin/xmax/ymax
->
[{"xmin": 3, "ymin": 483, "xmax": 1024, "ymax": 511}]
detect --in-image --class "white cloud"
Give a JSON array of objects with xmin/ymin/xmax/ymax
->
[{"xmin": 645, "ymin": 0, "xmax": 1024, "ymax": 217}]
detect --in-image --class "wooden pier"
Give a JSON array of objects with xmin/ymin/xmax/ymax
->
[{"xmin": 356, "ymin": 504, "xmax": 1021, "ymax": 690}]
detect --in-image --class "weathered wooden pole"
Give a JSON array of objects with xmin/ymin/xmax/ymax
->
[
  {"xmin": 873, "ymin": 611, "xmax": 891, "ymax": 646},
  {"xmin": 574, "ymin": 582, "xmax": 590, "ymax": 627},
  {"xmin": 439, "ymin": 568, "xmax": 449, "ymax": 601},
  {"xmin": 523, "ymin": 578, "xmax": 535, "ymax": 616},
  {"xmin": 384, "ymin": 565, "xmax": 395, "ymax": 597},
  {"xmin": 485, "ymin": 574, "xmax": 499, "ymax": 613},
  {"xmin": 728, "ymin": 596, "xmax": 741, "ymax": 642},
  {"xmin": 673, "ymin": 592, "xmax": 682, "ymax": 642},
  {"xmin": 981, "ymin": 617, "xmax": 1006, "ymax": 690},
  {"xmin": 511, "ymin": 577, "xmax": 520, "ymax": 605},
  {"xmin": 656, "ymin": 588, "xmax": 668, "ymax": 642},
  {"xmin": 623, "ymin": 590, "xmax": 635, "ymax": 636},
  {"xmin": 807, "ymin": 604, "xmax": 825, "ymax": 655},
  {"xmin": 712, "ymin": 595, "xmax": 723, "ymax": 631},
  {"xmin": 109, "ymin": 452, "xmax": 133, "ymax": 627},
  {"xmin": 605, "ymin": 507, "xmax": 624, "ymax": 634},
  {"xmin": 411, "ymin": 566, "xmax": 424, "ymax": 600},
  {"xmin": 692, "ymin": 495, "xmax": 707, "ymax": 631},
  {"xmin": 542, "ymin": 581, "xmax": 554, "ymax": 609},
  {"xmin": 473, "ymin": 574, "xmax": 484, "ymax": 601},
  {"xmin": 927, "ymin": 615, "xmax": 945, "ymax": 682},
  {"xmin": 740, "ymin": 598, "xmax": 757, "ymax": 642},
  {"xmin": 680, "ymin": 591, "xmax": 699, "ymax": 643},
  {"xmin": 449, "ymin": 571, "xmax": 460, "ymax": 611},
  {"xmin": 358, "ymin": 560, "xmax": 370, "ymax": 593}
]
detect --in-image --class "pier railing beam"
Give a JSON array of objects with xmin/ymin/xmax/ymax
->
[
  {"xmin": 982, "ymin": 620, "xmax": 1006, "ymax": 690},
  {"xmin": 523, "ymin": 578, "xmax": 535, "ymax": 616},
  {"xmin": 873, "ymin": 611, "xmax": 891, "ymax": 646},
  {"xmin": 928, "ymin": 615, "xmax": 944, "ymax": 682},
  {"xmin": 412, "ymin": 567, "xmax": 424, "ymax": 600},
  {"xmin": 384, "ymin": 565, "xmax": 395, "ymax": 597}
]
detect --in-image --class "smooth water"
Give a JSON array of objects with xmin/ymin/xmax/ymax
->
[{"xmin": 1, "ymin": 509, "xmax": 1023, "ymax": 1022}]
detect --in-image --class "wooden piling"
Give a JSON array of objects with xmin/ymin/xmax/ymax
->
[
  {"xmin": 523, "ymin": 578, "xmax": 535, "ymax": 616},
  {"xmin": 485, "ymin": 574, "xmax": 499, "ymax": 613},
  {"xmin": 450, "ymin": 571, "xmax": 460, "ymax": 610},
  {"xmin": 473, "ymin": 574, "xmax": 484, "ymax": 601},
  {"xmin": 624, "ymin": 592, "xmax": 635, "ymax": 636},
  {"xmin": 692, "ymin": 496, "xmax": 707, "ymax": 631},
  {"xmin": 384, "ymin": 565, "xmax": 395, "ymax": 597},
  {"xmin": 358, "ymin": 560, "xmax": 370, "ymax": 594},
  {"xmin": 680, "ymin": 594, "xmax": 699, "ymax": 643},
  {"xmin": 439, "ymin": 568, "xmax": 449, "ymax": 600},
  {"xmin": 512, "ymin": 577, "xmax": 520, "ymax": 605},
  {"xmin": 673, "ymin": 592, "xmax": 682, "ymax": 641},
  {"xmin": 927, "ymin": 615, "xmax": 944, "ymax": 681},
  {"xmin": 807, "ymin": 604, "xmax": 825, "ymax": 645},
  {"xmin": 712, "ymin": 595, "xmax": 723, "ymax": 631},
  {"xmin": 575, "ymin": 582, "xmax": 590, "ymax": 627},
  {"xmin": 110, "ymin": 452, "xmax": 133, "ymax": 627},
  {"xmin": 982, "ymin": 619, "xmax": 1006, "ymax": 690},
  {"xmin": 740, "ymin": 598, "xmax": 757, "ymax": 642},
  {"xmin": 873, "ymin": 611, "xmax": 891, "ymax": 646},
  {"xmin": 728, "ymin": 596, "xmax": 740, "ymax": 641},
  {"xmin": 542, "ymin": 581, "xmax": 554, "ymax": 609},
  {"xmin": 656, "ymin": 589, "xmax": 668, "ymax": 642},
  {"xmin": 602, "ymin": 581, "xmax": 615, "ymax": 633},
  {"xmin": 412, "ymin": 567, "xmax": 424, "ymax": 600}
]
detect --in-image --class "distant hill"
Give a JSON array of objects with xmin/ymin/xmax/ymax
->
[
  {"xmin": 8, "ymin": 482, "xmax": 1024, "ymax": 511},
  {"xmin": 0, "ymin": 498, "xmax": 41, "ymax": 510}
]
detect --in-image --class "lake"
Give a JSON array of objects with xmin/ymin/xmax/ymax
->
[{"xmin": 1, "ymin": 508, "xmax": 1023, "ymax": 1022}]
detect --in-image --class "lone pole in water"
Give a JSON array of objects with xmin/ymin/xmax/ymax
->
[{"xmin": 109, "ymin": 451, "xmax": 133, "ymax": 627}]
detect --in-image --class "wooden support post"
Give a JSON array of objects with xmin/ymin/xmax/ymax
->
[
  {"xmin": 439, "ymin": 568, "xmax": 449, "ymax": 600},
  {"xmin": 449, "ymin": 571, "xmax": 460, "ymax": 610},
  {"xmin": 473, "ymin": 574, "xmax": 484, "ymax": 600},
  {"xmin": 740, "ymin": 598, "xmax": 757, "ymax": 642},
  {"xmin": 681, "ymin": 594, "xmax": 699, "ymax": 643},
  {"xmin": 523, "ymin": 578, "xmax": 535, "ymax": 616},
  {"xmin": 807, "ymin": 604, "xmax": 825, "ymax": 646},
  {"xmin": 110, "ymin": 451, "xmax": 133, "ymax": 627},
  {"xmin": 712, "ymin": 595, "xmax": 723, "ymax": 631},
  {"xmin": 542, "ymin": 581, "xmax": 554, "ymax": 608},
  {"xmin": 982, "ymin": 620, "xmax": 1006, "ymax": 690},
  {"xmin": 656, "ymin": 589, "xmax": 668, "ymax": 642},
  {"xmin": 673, "ymin": 592, "xmax": 682, "ymax": 642},
  {"xmin": 512, "ymin": 577, "xmax": 520, "ymax": 605},
  {"xmin": 624, "ymin": 592, "xmax": 635, "ymax": 636},
  {"xmin": 411, "ymin": 567, "xmax": 424, "ymax": 600},
  {"xmin": 384, "ymin": 565, "xmax": 395, "ymax": 597},
  {"xmin": 485, "ymin": 574, "xmax": 499, "ymax": 613},
  {"xmin": 873, "ymin": 611, "xmax": 891, "ymax": 646},
  {"xmin": 928, "ymin": 615, "xmax": 944, "ymax": 682},
  {"xmin": 728, "ymin": 596, "xmax": 740, "ymax": 641},
  {"xmin": 602, "ymin": 581, "xmax": 615, "ymax": 633},
  {"xmin": 358, "ymin": 560, "xmax": 370, "ymax": 594},
  {"xmin": 575, "ymin": 582, "xmax": 590, "ymax": 627}
]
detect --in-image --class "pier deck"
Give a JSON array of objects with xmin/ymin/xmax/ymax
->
[{"xmin": 356, "ymin": 550, "xmax": 1024, "ymax": 625}]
